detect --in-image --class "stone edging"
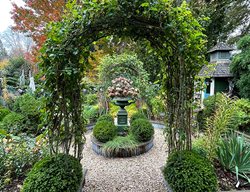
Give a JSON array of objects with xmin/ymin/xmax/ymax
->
[
  {"xmin": 78, "ymin": 168, "xmax": 87, "ymax": 192},
  {"xmin": 91, "ymin": 136, "xmax": 154, "ymax": 158}
]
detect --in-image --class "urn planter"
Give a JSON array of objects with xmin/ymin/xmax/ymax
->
[{"xmin": 112, "ymin": 97, "xmax": 134, "ymax": 134}]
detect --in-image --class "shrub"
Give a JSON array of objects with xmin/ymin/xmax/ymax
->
[
  {"xmin": 192, "ymin": 137, "xmax": 207, "ymax": 158},
  {"xmin": 85, "ymin": 93, "xmax": 98, "ymax": 105},
  {"xmin": 231, "ymin": 99, "xmax": 250, "ymax": 133},
  {"xmin": 93, "ymin": 120, "xmax": 117, "ymax": 142},
  {"xmin": 12, "ymin": 94, "xmax": 43, "ymax": 135},
  {"xmin": 130, "ymin": 112, "xmax": 147, "ymax": 124},
  {"xmin": 83, "ymin": 105, "xmax": 99, "ymax": 123},
  {"xmin": 22, "ymin": 154, "xmax": 82, "ymax": 192},
  {"xmin": 202, "ymin": 93, "xmax": 237, "ymax": 160},
  {"xmin": 13, "ymin": 94, "xmax": 42, "ymax": 117},
  {"xmin": 97, "ymin": 114, "xmax": 114, "ymax": 123},
  {"xmin": 163, "ymin": 150, "xmax": 218, "ymax": 192},
  {"xmin": 0, "ymin": 134, "xmax": 48, "ymax": 189},
  {"xmin": 217, "ymin": 134, "xmax": 250, "ymax": 184},
  {"xmin": 0, "ymin": 107, "xmax": 11, "ymax": 121},
  {"xmin": 0, "ymin": 112, "xmax": 25, "ymax": 134},
  {"xmin": 130, "ymin": 118, "xmax": 154, "ymax": 142},
  {"xmin": 197, "ymin": 93, "xmax": 224, "ymax": 130}
]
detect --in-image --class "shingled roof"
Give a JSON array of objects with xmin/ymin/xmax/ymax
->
[
  {"xmin": 208, "ymin": 42, "xmax": 235, "ymax": 53},
  {"xmin": 199, "ymin": 61, "xmax": 233, "ymax": 77}
]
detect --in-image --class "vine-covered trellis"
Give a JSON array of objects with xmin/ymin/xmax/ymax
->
[{"xmin": 40, "ymin": 0, "xmax": 206, "ymax": 160}]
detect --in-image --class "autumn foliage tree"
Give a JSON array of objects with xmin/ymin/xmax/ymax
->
[{"xmin": 11, "ymin": 0, "xmax": 66, "ymax": 62}]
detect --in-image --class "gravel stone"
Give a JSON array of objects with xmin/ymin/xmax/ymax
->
[{"xmin": 81, "ymin": 128, "xmax": 168, "ymax": 192}]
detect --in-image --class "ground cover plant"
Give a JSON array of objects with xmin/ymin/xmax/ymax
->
[{"xmin": 102, "ymin": 134, "xmax": 138, "ymax": 156}]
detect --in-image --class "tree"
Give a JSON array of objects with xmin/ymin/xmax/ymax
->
[
  {"xmin": 189, "ymin": 0, "xmax": 250, "ymax": 48},
  {"xmin": 0, "ymin": 39, "xmax": 8, "ymax": 61},
  {"xmin": 4, "ymin": 56, "xmax": 30, "ymax": 90},
  {"xmin": 11, "ymin": 0, "xmax": 66, "ymax": 49},
  {"xmin": 231, "ymin": 35, "xmax": 250, "ymax": 99},
  {"xmin": 0, "ymin": 28, "xmax": 33, "ymax": 57}
]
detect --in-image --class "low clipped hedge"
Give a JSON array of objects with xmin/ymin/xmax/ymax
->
[
  {"xmin": 97, "ymin": 114, "xmax": 114, "ymax": 123},
  {"xmin": 22, "ymin": 154, "xmax": 82, "ymax": 192},
  {"xmin": 93, "ymin": 120, "xmax": 117, "ymax": 143},
  {"xmin": 130, "ymin": 112, "xmax": 147, "ymax": 124},
  {"xmin": 163, "ymin": 150, "xmax": 218, "ymax": 192},
  {"xmin": 130, "ymin": 119, "xmax": 154, "ymax": 142}
]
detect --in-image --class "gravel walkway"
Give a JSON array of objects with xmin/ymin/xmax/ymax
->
[{"xmin": 81, "ymin": 128, "xmax": 168, "ymax": 192}]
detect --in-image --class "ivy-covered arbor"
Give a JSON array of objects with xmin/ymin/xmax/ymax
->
[{"xmin": 41, "ymin": 0, "xmax": 206, "ymax": 160}]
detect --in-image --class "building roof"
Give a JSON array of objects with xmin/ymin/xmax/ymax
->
[
  {"xmin": 198, "ymin": 61, "xmax": 234, "ymax": 77},
  {"xmin": 208, "ymin": 42, "xmax": 235, "ymax": 53}
]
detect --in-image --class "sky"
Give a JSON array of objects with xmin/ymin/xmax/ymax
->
[{"xmin": 0, "ymin": 0, "xmax": 24, "ymax": 32}]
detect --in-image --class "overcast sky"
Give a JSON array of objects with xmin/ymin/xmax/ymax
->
[{"xmin": 0, "ymin": 0, "xmax": 24, "ymax": 32}]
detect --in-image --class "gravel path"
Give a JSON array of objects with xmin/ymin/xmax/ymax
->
[{"xmin": 81, "ymin": 128, "xmax": 168, "ymax": 192}]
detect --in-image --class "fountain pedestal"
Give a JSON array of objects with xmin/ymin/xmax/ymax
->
[{"xmin": 113, "ymin": 97, "xmax": 133, "ymax": 134}]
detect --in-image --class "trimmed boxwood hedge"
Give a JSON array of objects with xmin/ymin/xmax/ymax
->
[
  {"xmin": 163, "ymin": 150, "xmax": 218, "ymax": 192},
  {"xmin": 130, "ymin": 118, "xmax": 154, "ymax": 142},
  {"xmin": 22, "ymin": 154, "xmax": 83, "ymax": 192},
  {"xmin": 93, "ymin": 120, "xmax": 117, "ymax": 143},
  {"xmin": 130, "ymin": 112, "xmax": 147, "ymax": 124},
  {"xmin": 97, "ymin": 114, "xmax": 114, "ymax": 123}
]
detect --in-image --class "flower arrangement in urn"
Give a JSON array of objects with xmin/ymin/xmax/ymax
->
[{"xmin": 107, "ymin": 77, "xmax": 139, "ymax": 99}]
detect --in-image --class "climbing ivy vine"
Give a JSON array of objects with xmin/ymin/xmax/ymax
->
[{"xmin": 40, "ymin": 0, "xmax": 206, "ymax": 159}]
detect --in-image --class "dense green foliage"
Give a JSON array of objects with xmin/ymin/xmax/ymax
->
[
  {"xmin": 197, "ymin": 93, "xmax": 224, "ymax": 130},
  {"xmin": 230, "ymin": 99, "xmax": 250, "ymax": 133},
  {"xmin": 22, "ymin": 154, "xmax": 82, "ymax": 192},
  {"xmin": 0, "ymin": 112, "xmax": 25, "ymax": 134},
  {"xmin": 164, "ymin": 150, "xmax": 218, "ymax": 192},
  {"xmin": 3, "ymin": 57, "xmax": 30, "ymax": 90},
  {"xmin": 83, "ymin": 105, "xmax": 99, "ymax": 124},
  {"xmin": 0, "ymin": 94, "xmax": 43, "ymax": 135},
  {"xmin": 97, "ymin": 114, "xmax": 114, "ymax": 123},
  {"xmin": 130, "ymin": 112, "xmax": 147, "ymax": 124},
  {"xmin": 189, "ymin": 0, "xmax": 250, "ymax": 47},
  {"xmin": 85, "ymin": 93, "xmax": 98, "ymax": 106},
  {"xmin": 217, "ymin": 134, "xmax": 250, "ymax": 185},
  {"xmin": 200, "ymin": 94, "xmax": 237, "ymax": 160},
  {"xmin": 93, "ymin": 120, "xmax": 117, "ymax": 143},
  {"xmin": 0, "ymin": 107, "xmax": 10, "ymax": 121},
  {"xmin": 130, "ymin": 118, "xmax": 154, "ymax": 142},
  {"xmin": 0, "ymin": 134, "xmax": 48, "ymax": 189},
  {"xmin": 231, "ymin": 35, "xmax": 250, "ymax": 99},
  {"xmin": 13, "ymin": 94, "xmax": 43, "ymax": 134}
]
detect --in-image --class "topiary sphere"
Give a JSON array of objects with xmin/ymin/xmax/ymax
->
[
  {"xmin": 163, "ymin": 150, "xmax": 218, "ymax": 192},
  {"xmin": 97, "ymin": 114, "xmax": 114, "ymax": 123},
  {"xmin": 22, "ymin": 153, "xmax": 83, "ymax": 192},
  {"xmin": 130, "ymin": 118, "xmax": 154, "ymax": 142},
  {"xmin": 130, "ymin": 112, "xmax": 147, "ymax": 124},
  {"xmin": 93, "ymin": 120, "xmax": 117, "ymax": 143}
]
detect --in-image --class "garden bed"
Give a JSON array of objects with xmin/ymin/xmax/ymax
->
[
  {"xmin": 161, "ymin": 163, "xmax": 250, "ymax": 192},
  {"xmin": 91, "ymin": 135, "xmax": 154, "ymax": 158},
  {"xmin": 215, "ymin": 161, "xmax": 250, "ymax": 191}
]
